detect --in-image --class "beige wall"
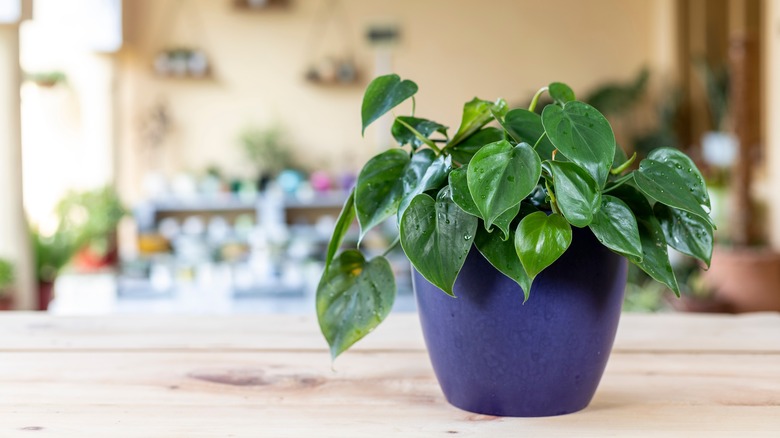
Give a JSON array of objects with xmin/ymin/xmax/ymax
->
[{"xmin": 117, "ymin": 0, "xmax": 668, "ymax": 202}]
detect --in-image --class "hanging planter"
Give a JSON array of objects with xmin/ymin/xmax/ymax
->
[
  {"xmin": 150, "ymin": 0, "xmax": 214, "ymax": 80},
  {"xmin": 25, "ymin": 71, "xmax": 67, "ymax": 88},
  {"xmin": 303, "ymin": 0, "xmax": 360, "ymax": 86},
  {"xmin": 153, "ymin": 48, "xmax": 210, "ymax": 78}
]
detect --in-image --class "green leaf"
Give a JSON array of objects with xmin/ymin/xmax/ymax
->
[
  {"xmin": 391, "ymin": 116, "xmax": 447, "ymax": 150},
  {"xmin": 400, "ymin": 188, "xmax": 478, "ymax": 296},
  {"xmin": 542, "ymin": 101, "xmax": 616, "ymax": 187},
  {"xmin": 549, "ymin": 82, "xmax": 575, "ymax": 105},
  {"xmin": 467, "ymin": 140, "xmax": 541, "ymax": 230},
  {"xmin": 503, "ymin": 109, "xmax": 556, "ymax": 160},
  {"xmin": 475, "ymin": 225, "xmax": 533, "ymax": 301},
  {"xmin": 633, "ymin": 158, "xmax": 713, "ymax": 224},
  {"xmin": 449, "ymin": 127, "xmax": 504, "ymax": 164},
  {"xmin": 448, "ymin": 166, "xmax": 479, "ymax": 216},
  {"xmin": 630, "ymin": 215, "xmax": 680, "ymax": 296},
  {"xmin": 514, "ymin": 212, "xmax": 572, "ymax": 279},
  {"xmin": 609, "ymin": 184, "xmax": 653, "ymax": 217},
  {"xmin": 448, "ymin": 98, "xmax": 508, "ymax": 148},
  {"xmin": 324, "ymin": 189, "xmax": 355, "ymax": 272},
  {"xmin": 654, "ymin": 203, "xmax": 714, "ymax": 267},
  {"xmin": 609, "ymin": 185, "xmax": 679, "ymax": 295},
  {"xmin": 355, "ymin": 148, "xmax": 410, "ymax": 240},
  {"xmin": 492, "ymin": 203, "xmax": 521, "ymax": 240},
  {"xmin": 397, "ymin": 150, "xmax": 451, "ymax": 220},
  {"xmin": 588, "ymin": 195, "xmax": 642, "ymax": 259},
  {"xmin": 316, "ymin": 251, "xmax": 396, "ymax": 359},
  {"xmin": 449, "ymin": 166, "xmax": 519, "ymax": 240},
  {"xmin": 361, "ymin": 74, "xmax": 418, "ymax": 135},
  {"xmin": 647, "ymin": 147, "xmax": 710, "ymax": 209},
  {"xmin": 549, "ymin": 161, "xmax": 601, "ymax": 227}
]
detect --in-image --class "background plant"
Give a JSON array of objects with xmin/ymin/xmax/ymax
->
[
  {"xmin": 0, "ymin": 258, "xmax": 14, "ymax": 296},
  {"xmin": 240, "ymin": 124, "xmax": 293, "ymax": 177},
  {"xmin": 317, "ymin": 74, "xmax": 715, "ymax": 359},
  {"xmin": 34, "ymin": 186, "xmax": 126, "ymax": 282}
]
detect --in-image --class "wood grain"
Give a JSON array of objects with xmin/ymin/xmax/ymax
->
[
  {"xmin": 0, "ymin": 312, "xmax": 778, "ymax": 436},
  {"xmin": 0, "ymin": 312, "xmax": 777, "ymax": 353}
]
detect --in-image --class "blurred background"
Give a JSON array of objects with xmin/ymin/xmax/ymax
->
[{"xmin": 0, "ymin": 0, "xmax": 777, "ymax": 315}]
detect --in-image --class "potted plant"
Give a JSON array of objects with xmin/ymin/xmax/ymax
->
[
  {"xmin": 0, "ymin": 258, "xmax": 14, "ymax": 310},
  {"xmin": 32, "ymin": 186, "xmax": 125, "ymax": 310},
  {"xmin": 694, "ymin": 40, "xmax": 780, "ymax": 312},
  {"xmin": 240, "ymin": 124, "xmax": 293, "ymax": 190},
  {"xmin": 57, "ymin": 186, "xmax": 126, "ymax": 271},
  {"xmin": 316, "ymin": 74, "xmax": 713, "ymax": 417},
  {"xmin": 32, "ymin": 227, "xmax": 80, "ymax": 310}
]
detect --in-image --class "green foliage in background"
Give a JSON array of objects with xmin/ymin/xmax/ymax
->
[
  {"xmin": 317, "ymin": 74, "xmax": 715, "ymax": 359},
  {"xmin": 0, "ymin": 258, "xmax": 14, "ymax": 294},
  {"xmin": 240, "ymin": 124, "xmax": 293, "ymax": 177},
  {"xmin": 34, "ymin": 186, "xmax": 125, "ymax": 282}
]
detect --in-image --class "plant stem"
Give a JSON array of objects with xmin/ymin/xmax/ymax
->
[
  {"xmin": 533, "ymin": 132, "xmax": 547, "ymax": 150},
  {"xmin": 602, "ymin": 173, "xmax": 634, "ymax": 194},
  {"xmin": 610, "ymin": 152, "xmax": 637, "ymax": 175},
  {"xmin": 395, "ymin": 117, "xmax": 441, "ymax": 154},
  {"xmin": 411, "ymin": 96, "xmax": 416, "ymax": 117},
  {"xmin": 382, "ymin": 236, "xmax": 401, "ymax": 257},
  {"xmin": 528, "ymin": 86, "xmax": 549, "ymax": 113},
  {"xmin": 545, "ymin": 180, "xmax": 560, "ymax": 215}
]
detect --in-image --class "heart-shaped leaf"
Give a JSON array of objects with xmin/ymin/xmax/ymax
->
[
  {"xmin": 397, "ymin": 150, "xmax": 451, "ymax": 220},
  {"xmin": 467, "ymin": 140, "xmax": 541, "ymax": 230},
  {"xmin": 316, "ymin": 250, "xmax": 396, "ymax": 359},
  {"xmin": 633, "ymin": 158, "xmax": 713, "ymax": 224},
  {"xmin": 449, "ymin": 127, "xmax": 505, "ymax": 164},
  {"xmin": 549, "ymin": 82, "xmax": 575, "ymax": 106},
  {"xmin": 324, "ymin": 189, "xmax": 355, "ymax": 271},
  {"xmin": 355, "ymin": 148, "xmax": 410, "ymax": 240},
  {"xmin": 448, "ymin": 98, "xmax": 508, "ymax": 147},
  {"xmin": 475, "ymin": 223, "xmax": 533, "ymax": 302},
  {"xmin": 654, "ymin": 203, "xmax": 713, "ymax": 267},
  {"xmin": 542, "ymin": 101, "xmax": 615, "ymax": 187},
  {"xmin": 647, "ymin": 147, "xmax": 710, "ymax": 209},
  {"xmin": 400, "ymin": 188, "xmax": 478, "ymax": 296},
  {"xmin": 588, "ymin": 195, "xmax": 642, "ymax": 259},
  {"xmin": 549, "ymin": 161, "xmax": 601, "ymax": 227},
  {"xmin": 449, "ymin": 166, "xmax": 519, "ymax": 240},
  {"xmin": 630, "ymin": 215, "xmax": 680, "ymax": 296},
  {"xmin": 448, "ymin": 166, "xmax": 479, "ymax": 216},
  {"xmin": 503, "ymin": 108, "xmax": 556, "ymax": 160},
  {"xmin": 514, "ymin": 212, "xmax": 572, "ymax": 279},
  {"xmin": 391, "ymin": 116, "xmax": 448, "ymax": 150},
  {"xmin": 361, "ymin": 74, "xmax": 418, "ymax": 135}
]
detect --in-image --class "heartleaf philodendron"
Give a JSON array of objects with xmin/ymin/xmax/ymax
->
[
  {"xmin": 467, "ymin": 140, "xmax": 540, "ymax": 231},
  {"xmin": 542, "ymin": 101, "xmax": 615, "ymax": 187},
  {"xmin": 361, "ymin": 74, "xmax": 418, "ymax": 135},
  {"xmin": 317, "ymin": 250, "xmax": 395, "ymax": 359},
  {"xmin": 514, "ymin": 212, "xmax": 572, "ymax": 279},
  {"xmin": 354, "ymin": 148, "xmax": 409, "ymax": 241},
  {"xmin": 318, "ymin": 74, "xmax": 715, "ymax": 359},
  {"xmin": 549, "ymin": 161, "xmax": 601, "ymax": 227},
  {"xmin": 399, "ymin": 188, "xmax": 478, "ymax": 296}
]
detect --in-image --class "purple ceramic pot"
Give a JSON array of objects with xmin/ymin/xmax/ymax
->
[{"xmin": 413, "ymin": 226, "xmax": 627, "ymax": 417}]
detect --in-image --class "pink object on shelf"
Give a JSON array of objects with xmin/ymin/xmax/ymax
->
[{"xmin": 310, "ymin": 171, "xmax": 332, "ymax": 192}]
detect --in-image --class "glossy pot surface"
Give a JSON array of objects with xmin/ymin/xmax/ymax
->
[{"xmin": 414, "ymin": 227, "xmax": 627, "ymax": 417}]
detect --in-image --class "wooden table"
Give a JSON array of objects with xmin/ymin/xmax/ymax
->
[{"xmin": 0, "ymin": 312, "xmax": 778, "ymax": 437}]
